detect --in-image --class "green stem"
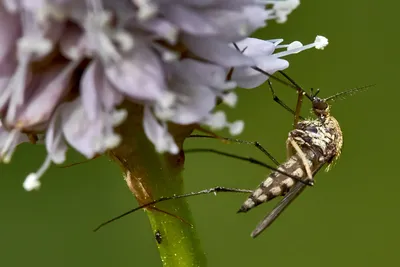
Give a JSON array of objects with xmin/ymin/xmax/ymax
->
[{"xmin": 109, "ymin": 102, "xmax": 206, "ymax": 267}]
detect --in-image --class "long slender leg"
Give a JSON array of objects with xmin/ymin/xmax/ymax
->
[
  {"xmin": 293, "ymin": 90, "xmax": 305, "ymax": 127},
  {"xmin": 278, "ymin": 71, "xmax": 311, "ymax": 100},
  {"xmin": 288, "ymin": 138, "xmax": 313, "ymax": 183},
  {"xmin": 94, "ymin": 147, "xmax": 313, "ymax": 232},
  {"xmin": 268, "ymin": 80, "xmax": 299, "ymax": 118},
  {"xmin": 280, "ymin": 71, "xmax": 314, "ymax": 181},
  {"xmin": 277, "ymin": 70, "xmax": 311, "ymax": 127},
  {"xmin": 185, "ymin": 148, "xmax": 312, "ymax": 185},
  {"xmin": 189, "ymin": 134, "xmax": 280, "ymax": 166},
  {"xmin": 94, "ymin": 187, "xmax": 253, "ymax": 232},
  {"xmin": 59, "ymin": 154, "xmax": 102, "ymax": 168},
  {"xmin": 226, "ymin": 43, "xmax": 248, "ymax": 81}
]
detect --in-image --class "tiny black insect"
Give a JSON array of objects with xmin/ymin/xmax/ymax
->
[{"xmin": 155, "ymin": 230, "xmax": 162, "ymax": 244}]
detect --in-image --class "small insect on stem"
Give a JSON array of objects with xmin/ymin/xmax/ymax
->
[{"xmin": 155, "ymin": 230, "xmax": 162, "ymax": 245}]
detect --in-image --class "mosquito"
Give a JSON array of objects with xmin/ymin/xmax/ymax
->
[
  {"xmin": 93, "ymin": 70, "xmax": 370, "ymax": 237},
  {"xmin": 187, "ymin": 78, "xmax": 370, "ymax": 237}
]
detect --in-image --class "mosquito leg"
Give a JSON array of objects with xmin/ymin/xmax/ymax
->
[
  {"xmin": 226, "ymin": 67, "xmax": 235, "ymax": 81},
  {"xmin": 94, "ymin": 187, "xmax": 253, "ymax": 232},
  {"xmin": 278, "ymin": 71, "xmax": 308, "ymax": 96},
  {"xmin": 59, "ymin": 154, "xmax": 102, "ymax": 168},
  {"xmin": 287, "ymin": 137, "xmax": 313, "ymax": 184},
  {"xmin": 231, "ymin": 44, "xmax": 305, "ymax": 120},
  {"xmin": 185, "ymin": 148, "xmax": 312, "ymax": 186},
  {"xmin": 267, "ymin": 80, "xmax": 300, "ymax": 118},
  {"xmin": 189, "ymin": 134, "xmax": 280, "ymax": 166},
  {"xmin": 192, "ymin": 126, "xmax": 230, "ymax": 144},
  {"xmin": 226, "ymin": 43, "xmax": 248, "ymax": 80},
  {"xmin": 278, "ymin": 70, "xmax": 311, "ymax": 127},
  {"xmin": 293, "ymin": 90, "xmax": 305, "ymax": 127}
]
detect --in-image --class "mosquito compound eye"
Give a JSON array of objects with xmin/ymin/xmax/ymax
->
[{"xmin": 312, "ymin": 98, "xmax": 328, "ymax": 111}]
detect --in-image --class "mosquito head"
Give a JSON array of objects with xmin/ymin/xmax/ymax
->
[{"xmin": 311, "ymin": 96, "xmax": 330, "ymax": 117}]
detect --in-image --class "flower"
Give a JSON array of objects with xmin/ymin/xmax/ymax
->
[{"xmin": 0, "ymin": 0, "xmax": 328, "ymax": 191}]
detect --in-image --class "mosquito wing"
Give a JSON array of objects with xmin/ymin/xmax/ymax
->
[
  {"xmin": 251, "ymin": 182, "xmax": 306, "ymax": 238},
  {"xmin": 250, "ymin": 163, "xmax": 326, "ymax": 238}
]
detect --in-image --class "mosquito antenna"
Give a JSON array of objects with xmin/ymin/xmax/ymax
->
[
  {"xmin": 310, "ymin": 88, "xmax": 320, "ymax": 98},
  {"xmin": 324, "ymin": 84, "xmax": 375, "ymax": 102},
  {"xmin": 94, "ymin": 187, "xmax": 253, "ymax": 232}
]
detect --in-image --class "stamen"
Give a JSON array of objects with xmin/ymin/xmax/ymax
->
[
  {"xmin": 23, "ymin": 173, "xmax": 41, "ymax": 191},
  {"xmin": 229, "ymin": 120, "xmax": 244, "ymax": 136},
  {"xmin": 287, "ymin": 41, "xmax": 303, "ymax": 50},
  {"xmin": 157, "ymin": 124, "xmax": 179, "ymax": 154},
  {"xmin": 153, "ymin": 92, "xmax": 177, "ymax": 120},
  {"xmin": 111, "ymin": 109, "xmax": 128, "ymax": 126},
  {"xmin": 206, "ymin": 111, "xmax": 227, "ymax": 130},
  {"xmin": 262, "ymin": 0, "xmax": 300, "ymax": 23},
  {"xmin": 273, "ymin": 35, "xmax": 329, "ymax": 58},
  {"xmin": 84, "ymin": 8, "xmax": 122, "ymax": 64},
  {"xmin": 23, "ymin": 155, "xmax": 52, "ymax": 191},
  {"xmin": 113, "ymin": 31, "xmax": 134, "ymax": 52},
  {"xmin": 221, "ymin": 92, "xmax": 238, "ymax": 107},
  {"xmin": 204, "ymin": 111, "xmax": 244, "ymax": 136},
  {"xmin": 314, "ymin": 35, "xmax": 329, "ymax": 49},
  {"xmin": 0, "ymin": 129, "xmax": 18, "ymax": 161},
  {"xmin": 104, "ymin": 134, "xmax": 122, "ymax": 149},
  {"xmin": 133, "ymin": 0, "xmax": 158, "ymax": 21},
  {"xmin": 158, "ymin": 91, "xmax": 176, "ymax": 110}
]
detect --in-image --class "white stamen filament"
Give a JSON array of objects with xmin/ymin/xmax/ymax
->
[
  {"xmin": 23, "ymin": 155, "xmax": 52, "ymax": 191},
  {"xmin": 113, "ymin": 31, "xmax": 134, "ymax": 52},
  {"xmin": 0, "ymin": 129, "xmax": 18, "ymax": 161},
  {"xmin": 273, "ymin": 35, "xmax": 329, "ymax": 58},
  {"xmin": 4, "ymin": 55, "xmax": 30, "ymax": 123}
]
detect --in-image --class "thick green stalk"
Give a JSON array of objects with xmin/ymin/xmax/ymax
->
[{"xmin": 109, "ymin": 102, "xmax": 206, "ymax": 267}]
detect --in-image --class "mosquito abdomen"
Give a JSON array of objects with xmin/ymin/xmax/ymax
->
[{"xmin": 238, "ymin": 154, "xmax": 311, "ymax": 213}]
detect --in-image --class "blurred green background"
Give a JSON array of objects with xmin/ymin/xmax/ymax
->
[{"xmin": 0, "ymin": 1, "xmax": 396, "ymax": 266}]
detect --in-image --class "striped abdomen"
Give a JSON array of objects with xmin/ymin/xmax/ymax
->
[{"xmin": 238, "ymin": 153, "xmax": 314, "ymax": 213}]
